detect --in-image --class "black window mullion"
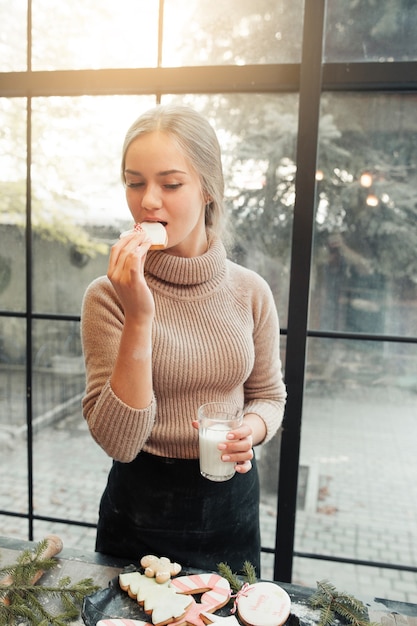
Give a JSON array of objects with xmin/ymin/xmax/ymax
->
[
  {"xmin": 25, "ymin": 97, "xmax": 34, "ymax": 541},
  {"xmin": 24, "ymin": 0, "xmax": 34, "ymax": 541},
  {"xmin": 273, "ymin": 0, "xmax": 326, "ymax": 583}
]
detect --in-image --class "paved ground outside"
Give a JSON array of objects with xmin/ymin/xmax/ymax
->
[{"xmin": 1, "ymin": 386, "xmax": 416, "ymax": 604}]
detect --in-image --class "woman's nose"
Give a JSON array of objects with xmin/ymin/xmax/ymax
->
[{"xmin": 142, "ymin": 184, "xmax": 162, "ymax": 209}]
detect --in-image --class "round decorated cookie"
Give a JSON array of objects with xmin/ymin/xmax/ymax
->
[{"xmin": 236, "ymin": 582, "xmax": 291, "ymax": 626}]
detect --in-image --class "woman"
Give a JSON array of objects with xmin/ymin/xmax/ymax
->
[{"xmin": 81, "ymin": 104, "xmax": 286, "ymax": 575}]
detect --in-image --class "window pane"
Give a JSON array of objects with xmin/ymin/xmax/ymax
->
[
  {"xmin": 296, "ymin": 337, "xmax": 417, "ymax": 603},
  {"xmin": 32, "ymin": 319, "xmax": 110, "ymax": 532},
  {"xmin": 31, "ymin": 95, "xmax": 155, "ymax": 315},
  {"xmin": 33, "ymin": 520, "xmax": 98, "ymax": 553},
  {"xmin": 162, "ymin": 0, "xmax": 304, "ymax": 66},
  {"xmin": 0, "ymin": 98, "xmax": 27, "ymax": 312},
  {"xmin": 324, "ymin": 0, "xmax": 417, "ymax": 62},
  {"xmin": 32, "ymin": 0, "xmax": 159, "ymax": 70},
  {"xmin": 0, "ymin": 1, "xmax": 27, "ymax": 71},
  {"xmin": 0, "ymin": 317, "xmax": 28, "ymax": 526},
  {"xmin": 310, "ymin": 93, "xmax": 417, "ymax": 338}
]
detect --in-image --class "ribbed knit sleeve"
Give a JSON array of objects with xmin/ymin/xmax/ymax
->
[
  {"xmin": 227, "ymin": 266, "xmax": 287, "ymax": 443},
  {"xmin": 81, "ymin": 276, "xmax": 156, "ymax": 462}
]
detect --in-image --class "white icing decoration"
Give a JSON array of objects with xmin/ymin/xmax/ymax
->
[{"xmin": 119, "ymin": 571, "xmax": 192, "ymax": 626}]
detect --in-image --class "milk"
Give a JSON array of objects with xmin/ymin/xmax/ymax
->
[
  {"xmin": 199, "ymin": 423, "xmax": 235, "ymax": 481},
  {"xmin": 198, "ymin": 402, "xmax": 243, "ymax": 482}
]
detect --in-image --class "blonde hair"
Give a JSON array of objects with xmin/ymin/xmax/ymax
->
[{"xmin": 121, "ymin": 104, "xmax": 228, "ymax": 240}]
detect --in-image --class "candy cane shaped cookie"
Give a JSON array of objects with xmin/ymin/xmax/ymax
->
[
  {"xmin": 168, "ymin": 573, "xmax": 231, "ymax": 626},
  {"xmin": 170, "ymin": 574, "xmax": 231, "ymax": 611},
  {"xmin": 200, "ymin": 613, "xmax": 240, "ymax": 625}
]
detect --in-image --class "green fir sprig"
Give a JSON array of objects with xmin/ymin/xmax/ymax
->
[
  {"xmin": 0, "ymin": 539, "xmax": 99, "ymax": 626},
  {"xmin": 0, "ymin": 538, "xmax": 58, "ymax": 587},
  {"xmin": 217, "ymin": 560, "xmax": 257, "ymax": 593},
  {"xmin": 308, "ymin": 580, "xmax": 378, "ymax": 626}
]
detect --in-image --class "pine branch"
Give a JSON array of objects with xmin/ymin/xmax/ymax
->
[
  {"xmin": 241, "ymin": 560, "xmax": 257, "ymax": 584},
  {"xmin": 0, "ymin": 538, "xmax": 58, "ymax": 587},
  {"xmin": 308, "ymin": 580, "xmax": 379, "ymax": 626},
  {"xmin": 1, "ymin": 577, "xmax": 99, "ymax": 625},
  {"xmin": 217, "ymin": 562, "xmax": 243, "ymax": 593},
  {"xmin": 0, "ymin": 538, "xmax": 100, "ymax": 626},
  {"xmin": 319, "ymin": 603, "xmax": 336, "ymax": 626},
  {"xmin": 216, "ymin": 560, "xmax": 258, "ymax": 593}
]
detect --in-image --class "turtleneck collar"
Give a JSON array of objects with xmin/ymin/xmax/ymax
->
[{"xmin": 144, "ymin": 235, "xmax": 227, "ymax": 298}]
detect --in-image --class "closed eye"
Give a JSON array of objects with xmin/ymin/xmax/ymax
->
[
  {"xmin": 126, "ymin": 182, "xmax": 182, "ymax": 190},
  {"xmin": 126, "ymin": 181, "xmax": 144, "ymax": 188}
]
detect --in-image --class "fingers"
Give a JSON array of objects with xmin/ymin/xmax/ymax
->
[
  {"xmin": 107, "ymin": 231, "xmax": 155, "ymax": 320},
  {"xmin": 235, "ymin": 459, "xmax": 253, "ymax": 474},
  {"xmin": 108, "ymin": 231, "xmax": 151, "ymax": 282},
  {"xmin": 218, "ymin": 422, "xmax": 254, "ymax": 472},
  {"xmin": 219, "ymin": 445, "xmax": 254, "ymax": 463},
  {"xmin": 112, "ymin": 230, "xmax": 151, "ymax": 263}
]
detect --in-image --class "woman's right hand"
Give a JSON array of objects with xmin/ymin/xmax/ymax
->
[
  {"xmin": 107, "ymin": 229, "xmax": 155, "ymax": 409},
  {"xmin": 107, "ymin": 230, "xmax": 155, "ymax": 321}
]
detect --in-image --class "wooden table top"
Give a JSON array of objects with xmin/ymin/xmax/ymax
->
[{"xmin": 1, "ymin": 536, "xmax": 416, "ymax": 625}]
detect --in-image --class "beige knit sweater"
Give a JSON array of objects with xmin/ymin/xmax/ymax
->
[{"xmin": 81, "ymin": 236, "xmax": 286, "ymax": 462}]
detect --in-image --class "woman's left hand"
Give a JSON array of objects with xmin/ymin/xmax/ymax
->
[
  {"xmin": 192, "ymin": 419, "xmax": 255, "ymax": 474},
  {"xmin": 219, "ymin": 420, "xmax": 254, "ymax": 474}
]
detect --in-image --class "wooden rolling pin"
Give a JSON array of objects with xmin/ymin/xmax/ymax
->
[{"xmin": 0, "ymin": 534, "xmax": 63, "ymax": 605}]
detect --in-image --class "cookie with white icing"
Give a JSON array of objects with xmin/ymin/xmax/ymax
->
[
  {"xmin": 120, "ymin": 222, "xmax": 167, "ymax": 249},
  {"xmin": 236, "ymin": 582, "xmax": 291, "ymax": 626},
  {"xmin": 119, "ymin": 571, "xmax": 192, "ymax": 626}
]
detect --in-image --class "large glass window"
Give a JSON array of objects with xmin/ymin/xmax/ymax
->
[
  {"xmin": 1, "ymin": 0, "xmax": 416, "ymax": 605},
  {"xmin": 295, "ymin": 89, "xmax": 417, "ymax": 601}
]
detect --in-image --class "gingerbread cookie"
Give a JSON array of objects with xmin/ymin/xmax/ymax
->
[{"xmin": 141, "ymin": 555, "xmax": 182, "ymax": 584}]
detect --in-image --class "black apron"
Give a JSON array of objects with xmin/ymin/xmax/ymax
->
[{"xmin": 95, "ymin": 451, "xmax": 261, "ymax": 576}]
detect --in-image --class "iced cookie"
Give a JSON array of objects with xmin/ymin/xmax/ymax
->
[{"xmin": 236, "ymin": 581, "xmax": 291, "ymax": 626}]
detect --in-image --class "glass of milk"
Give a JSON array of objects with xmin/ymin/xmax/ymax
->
[{"xmin": 198, "ymin": 402, "xmax": 243, "ymax": 481}]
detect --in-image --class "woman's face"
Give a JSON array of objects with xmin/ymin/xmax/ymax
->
[{"xmin": 124, "ymin": 131, "xmax": 208, "ymax": 257}]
